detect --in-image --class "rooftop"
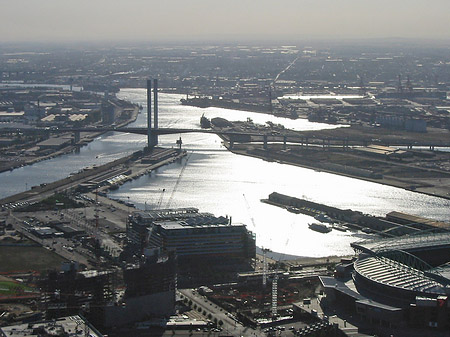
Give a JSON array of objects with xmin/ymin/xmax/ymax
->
[
  {"xmin": 157, "ymin": 220, "xmax": 244, "ymax": 231},
  {"xmin": 134, "ymin": 208, "xmax": 231, "ymax": 228},
  {"xmin": 354, "ymin": 255, "xmax": 448, "ymax": 295},
  {"xmin": 351, "ymin": 231, "xmax": 450, "ymax": 254},
  {"xmin": 0, "ymin": 315, "xmax": 103, "ymax": 337}
]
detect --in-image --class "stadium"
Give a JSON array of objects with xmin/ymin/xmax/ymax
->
[{"xmin": 320, "ymin": 232, "xmax": 450, "ymax": 331}]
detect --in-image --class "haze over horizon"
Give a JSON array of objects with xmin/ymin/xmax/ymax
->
[{"xmin": 1, "ymin": 0, "xmax": 449, "ymax": 44}]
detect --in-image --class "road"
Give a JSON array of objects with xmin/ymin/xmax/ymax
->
[{"xmin": 179, "ymin": 289, "xmax": 265, "ymax": 337}]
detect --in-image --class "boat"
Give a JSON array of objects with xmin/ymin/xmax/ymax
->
[
  {"xmin": 287, "ymin": 206, "xmax": 301, "ymax": 214},
  {"xmin": 200, "ymin": 114, "xmax": 211, "ymax": 128},
  {"xmin": 308, "ymin": 222, "xmax": 332, "ymax": 233},
  {"xmin": 181, "ymin": 97, "xmax": 211, "ymax": 108},
  {"xmin": 314, "ymin": 213, "xmax": 333, "ymax": 223},
  {"xmin": 331, "ymin": 224, "xmax": 348, "ymax": 232}
]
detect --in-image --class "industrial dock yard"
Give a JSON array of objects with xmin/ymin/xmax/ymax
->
[{"xmin": 211, "ymin": 118, "xmax": 450, "ymax": 200}]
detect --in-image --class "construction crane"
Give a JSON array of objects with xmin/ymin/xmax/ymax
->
[
  {"xmin": 156, "ymin": 188, "xmax": 166, "ymax": 209},
  {"xmin": 262, "ymin": 248, "xmax": 268, "ymax": 288},
  {"xmin": 242, "ymin": 194, "xmax": 257, "ymax": 229},
  {"xmin": 271, "ymin": 272, "xmax": 278, "ymax": 318},
  {"xmin": 166, "ymin": 153, "xmax": 191, "ymax": 208},
  {"xmin": 243, "ymin": 194, "xmax": 269, "ymax": 287},
  {"xmin": 271, "ymin": 237, "xmax": 290, "ymax": 319},
  {"xmin": 242, "ymin": 194, "xmax": 296, "ymax": 318},
  {"xmin": 95, "ymin": 188, "xmax": 99, "ymax": 229}
]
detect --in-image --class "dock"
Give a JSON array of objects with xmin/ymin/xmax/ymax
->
[
  {"xmin": 263, "ymin": 192, "xmax": 449, "ymax": 237},
  {"xmin": 0, "ymin": 147, "xmax": 187, "ymax": 208}
]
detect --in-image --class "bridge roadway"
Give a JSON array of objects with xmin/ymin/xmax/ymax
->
[{"xmin": 3, "ymin": 126, "xmax": 450, "ymax": 148}]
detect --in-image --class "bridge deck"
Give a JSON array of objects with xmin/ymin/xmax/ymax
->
[{"xmin": 2, "ymin": 126, "xmax": 450, "ymax": 147}]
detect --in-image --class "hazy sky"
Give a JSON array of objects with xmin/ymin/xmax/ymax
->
[{"xmin": 1, "ymin": 0, "xmax": 449, "ymax": 43}]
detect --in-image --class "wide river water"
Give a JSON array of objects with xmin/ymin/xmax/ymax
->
[{"xmin": 1, "ymin": 89, "xmax": 449, "ymax": 257}]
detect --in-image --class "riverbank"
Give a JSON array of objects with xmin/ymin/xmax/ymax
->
[
  {"xmin": 0, "ymin": 132, "xmax": 103, "ymax": 174},
  {"xmin": 227, "ymin": 144, "xmax": 450, "ymax": 201},
  {"xmin": 181, "ymin": 97, "xmax": 272, "ymax": 114},
  {"xmin": 0, "ymin": 105, "xmax": 140, "ymax": 174},
  {"xmin": 0, "ymin": 146, "xmax": 185, "ymax": 207},
  {"xmin": 256, "ymin": 249, "xmax": 353, "ymax": 274}
]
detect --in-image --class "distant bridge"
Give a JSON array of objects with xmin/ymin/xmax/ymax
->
[
  {"xmin": 1, "ymin": 79, "xmax": 449, "ymax": 150},
  {"xmin": 2, "ymin": 125, "xmax": 450, "ymax": 151}
]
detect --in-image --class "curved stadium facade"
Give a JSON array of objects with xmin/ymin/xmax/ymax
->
[
  {"xmin": 320, "ymin": 232, "xmax": 450, "ymax": 331},
  {"xmin": 351, "ymin": 233, "xmax": 450, "ymax": 303}
]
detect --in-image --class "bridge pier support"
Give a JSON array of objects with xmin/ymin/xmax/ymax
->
[
  {"xmin": 430, "ymin": 145, "xmax": 434, "ymax": 151},
  {"xmin": 229, "ymin": 140, "xmax": 234, "ymax": 149},
  {"xmin": 176, "ymin": 137, "xmax": 182, "ymax": 150},
  {"xmin": 152, "ymin": 79, "xmax": 159, "ymax": 147},
  {"xmin": 343, "ymin": 138, "xmax": 349, "ymax": 151},
  {"xmin": 283, "ymin": 136, "xmax": 287, "ymax": 150},
  {"xmin": 263, "ymin": 135, "xmax": 268, "ymax": 150},
  {"xmin": 146, "ymin": 78, "xmax": 159, "ymax": 151},
  {"xmin": 73, "ymin": 131, "xmax": 80, "ymax": 144},
  {"xmin": 147, "ymin": 79, "xmax": 153, "ymax": 151}
]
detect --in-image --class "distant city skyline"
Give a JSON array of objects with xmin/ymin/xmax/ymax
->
[{"xmin": 0, "ymin": 0, "xmax": 449, "ymax": 43}]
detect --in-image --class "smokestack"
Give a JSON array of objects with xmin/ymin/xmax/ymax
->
[
  {"xmin": 153, "ymin": 79, "xmax": 158, "ymax": 146},
  {"xmin": 147, "ymin": 79, "xmax": 152, "ymax": 148}
]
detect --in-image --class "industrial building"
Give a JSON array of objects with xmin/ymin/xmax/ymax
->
[
  {"xmin": 386, "ymin": 211, "xmax": 450, "ymax": 231},
  {"xmin": 36, "ymin": 136, "xmax": 73, "ymax": 150},
  {"xmin": 353, "ymin": 144, "xmax": 411, "ymax": 160},
  {"xmin": 266, "ymin": 192, "xmax": 448, "ymax": 236},
  {"xmin": 127, "ymin": 208, "xmax": 256, "ymax": 263},
  {"xmin": 320, "ymin": 232, "xmax": 450, "ymax": 332}
]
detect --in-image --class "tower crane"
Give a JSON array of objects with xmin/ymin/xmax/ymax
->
[
  {"xmin": 243, "ymin": 194, "xmax": 268, "ymax": 287},
  {"xmin": 166, "ymin": 153, "xmax": 191, "ymax": 208},
  {"xmin": 156, "ymin": 188, "xmax": 165, "ymax": 209}
]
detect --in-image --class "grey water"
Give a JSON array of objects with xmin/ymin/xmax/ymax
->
[{"xmin": 1, "ymin": 89, "xmax": 449, "ymax": 257}]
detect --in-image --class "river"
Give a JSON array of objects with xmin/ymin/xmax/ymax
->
[{"xmin": 1, "ymin": 89, "xmax": 449, "ymax": 257}]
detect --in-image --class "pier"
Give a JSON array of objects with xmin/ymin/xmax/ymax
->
[
  {"xmin": 263, "ymin": 192, "xmax": 449, "ymax": 237},
  {"xmin": 0, "ymin": 147, "xmax": 186, "ymax": 207}
]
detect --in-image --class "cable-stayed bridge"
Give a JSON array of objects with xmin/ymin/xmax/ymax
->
[{"xmin": 1, "ymin": 79, "xmax": 449, "ymax": 150}]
